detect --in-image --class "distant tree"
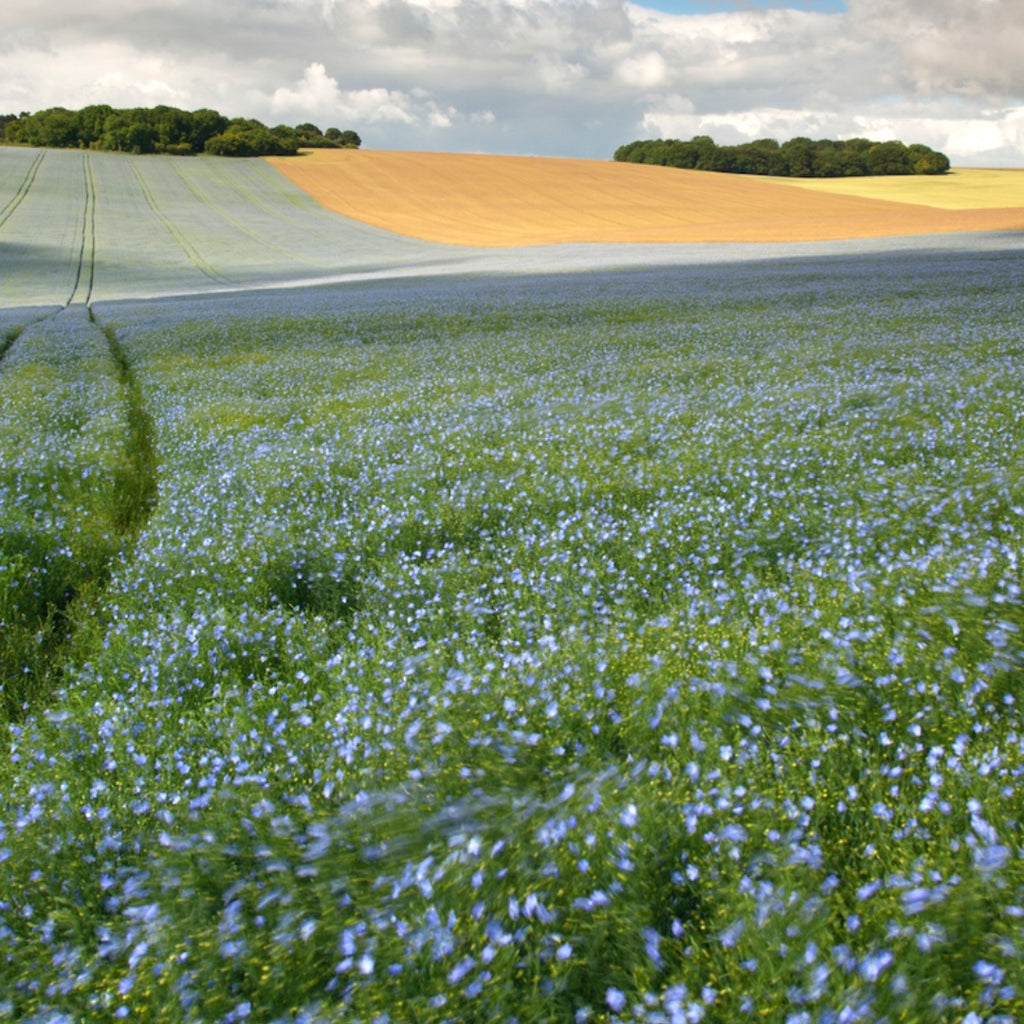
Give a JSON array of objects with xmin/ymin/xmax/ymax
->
[
  {"xmin": 151, "ymin": 105, "xmax": 193, "ymax": 153},
  {"xmin": 16, "ymin": 107, "xmax": 80, "ymax": 148},
  {"xmin": 866, "ymin": 140, "xmax": 911, "ymax": 175},
  {"xmin": 613, "ymin": 134, "xmax": 949, "ymax": 177},
  {"xmin": 701, "ymin": 144, "xmax": 738, "ymax": 173},
  {"xmin": 190, "ymin": 108, "xmax": 230, "ymax": 152},
  {"xmin": 295, "ymin": 122, "xmax": 341, "ymax": 148},
  {"xmin": 271, "ymin": 124, "xmax": 300, "ymax": 147},
  {"xmin": 613, "ymin": 139, "xmax": 646, "ymax": 162},
  {"xmin": 0, "ymin": 113, "xmax": 21, "ymax": 142},
  {"xmin": 76, "ymin": 104, "xmax": 114, "ymax": 148},
  {"xmin": 317, "ymin": 127, "xmax": 362, "ymax": 149},
  {"xmin": 2, "ymin": 103, "xmax": 361, "ymax": 158},
  {"xmin": 780, "ymin": 137, "xmax": 815, "ymax": 177},
  {"xmin": 101, "ymin": 110, "xmax": 143, "ymax": 153},
  {"xmin": 205, "ymin": 120, "xmax": 298, "ymax": 156},
  {"xmin": 836, "ymin": 143, "xmax": 869, "ymax": 176},
  {"xmin": 665, "ymin": 139, "xmax": 699, "ymax": 168},
  {"xmin": 690, "ymin": 136, "xmax": 718, "ymax": 171},
  {"xmin": 907, "ymin": 143, "xmax": 950, "ymax": 175},
  {"xmin": 734, "ymin": 139, "xmax": 783, "ymax": 175}
]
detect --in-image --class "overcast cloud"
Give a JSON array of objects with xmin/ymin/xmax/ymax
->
[{"xmin": 2, "ymin": 0, "xmax": 1022, "ymax": 164}]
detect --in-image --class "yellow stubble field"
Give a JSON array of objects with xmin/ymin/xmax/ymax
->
[{"xmin": 266, "ymin": 149, "xmax": 1024, "ymax": 247}]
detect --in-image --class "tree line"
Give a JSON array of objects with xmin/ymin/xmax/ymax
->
[
  {"xmin": 0, "ymin": 106, "xmax": 361, "ymax": 157},
  {"xmin": 613, "ymin": 135, "xmax": 950, "ymax": 177}
]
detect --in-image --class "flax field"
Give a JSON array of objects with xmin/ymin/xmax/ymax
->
[{"xmin": 2, "ymin": 146, "xmax": 1024, "ymax": 1023}]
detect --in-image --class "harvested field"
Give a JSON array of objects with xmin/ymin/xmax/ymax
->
[
  {"xmin": 769, "ymin": 166, "xmax": 1024, "ymax": 210},
  {"xmin": 266, "ymin": 149, "xmax": 1024, "ymax": 246}
]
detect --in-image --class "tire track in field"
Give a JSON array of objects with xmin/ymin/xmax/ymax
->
[
  {"xmin": 67, "ymin": 152, "xmax": 98, "ymax": 308},
  {"xmin": 190, "ymin": 158, "xmax": 393, "ymax": 259},
  {"xmin": 0, "ymin": 149, "xmax": 46, "ymax": 230},
  {"xmin": 1, "ymin": 304, "xmax": 158, "ymax": 723},
  {"xmin": 170, "ymin": 160, "xmax": 324, "ymax": 267},
  {"xmin": 0, "ymin": 324, "xmax": 26, "ymax": 366},
  {"xmin": 0, "ymin": 152, "xmax": 54, "ymax": 366},
  {"xmin": 1, "ymin": 150, "xmax": 156, "ymax": 717},
  {"xmin": 89, "ymin": 306, "xmax": 159, "ymax": 538},
  {"xmin": 127, "ymin": 160, "xmax": 232, "ymax": 285},
  {"xmin": 1, "ymin": 153, "xmax": 94, "ymax": 369}
]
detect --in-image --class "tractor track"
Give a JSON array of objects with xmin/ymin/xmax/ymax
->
[
  {"xmin": 1, "ymin": 153, "xmax": 157, "ymax": 720},
  {"xmin": 127, "ymin": 160, "xmax": 231, "ymax": 285},
  {"xmin": 67, "ymin": 152, "xmax": 98, "ymax": 308},
  {"xmin": 0, "ymin": 151, "xmax": 97, "ymax": 368},
  {"xmin": 0, "ymin": 149, "xmax": 46, "ymax": 231}
]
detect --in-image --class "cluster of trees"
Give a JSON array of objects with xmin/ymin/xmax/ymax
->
[
  {"xmin": 1, "ymin": 106, "xmax": 361, "ymax": 157},
  {"xmin": 614, "ymin": 136, "xmax": 950, "ymax": 177}
]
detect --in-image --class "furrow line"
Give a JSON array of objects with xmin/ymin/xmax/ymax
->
[
  {"xmin": 66, "ymin": 153, "xmax": 98, "ymax": 308},
  {"xmin": 171, "ymin": 160, "xmax": 321, "ymax": 267},
  {"xmin": 0, "ymin": 324, "xmax": 26, "ymax": 366},
  {"xmin": 0, "ymin": 150, "xmax": 46, "ymax": 231},
  {"xmin": 90, "ymin": 308, "xmax": 159, "ymax": 539},
  {"xmin": 1, "ymin": 307, "xmax": 158, "ymax": 724},
  {"xmin": 127, "ymin": 160, "xmax": 232, "ymax": 285}
]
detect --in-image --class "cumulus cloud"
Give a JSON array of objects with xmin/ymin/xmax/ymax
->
[
  {"xmin": 847, "ymin": 0, "xmax": 1024, "ymax": 99},
  {"xmin": 270, "ymin": 61, "xmax": 474, "ymax": 133},
  {"xmin": 0, "ymin": 0, "xmax": 1022, "ymax": 162}
]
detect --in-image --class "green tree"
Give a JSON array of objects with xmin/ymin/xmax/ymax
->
[
  {"xmin": 780, "ymin": 137, "xmax": 814, "ymax": 177},
  {"xmin": 190, "ymin": 109, "xmax": 230, "ymax": 152},
  {"xmin": 204, "ymin": 120, "xmax": 298, "ymax": 157},
  {"xmin": 612, "ymin": 134, "xmax": 948, "ymax": 179},
  {"xmin": 836, "ymin": 141, "xmax": 869, "ymax": 176},
  {"xmin": 907, "ymin": 143, "xmax": 950, "ymax": 174},
  {"xmin": 0, "ymin": 113, "xmax": 23, "ymax": 143},
  {"xmin": 295, "ymin": 122, "xmax": 323, "ymax": 146},
  {"xmin": 2, "ymin": 103, "xmax": 360, "ymax": 158},
  {"xmin": 326, "ymin": 128, "xmax": 361, "ymax": 148},
  {"xmin": 151, "ymin": 105, "xmax": 193, "ymax": 153},
  {"xmin": 734, "ymin": 139, "xmax": 782, "ymax": 175},
  {"xmin": 18, "ymin": 108, "xmax": 80, "ymax": 148},
  {"xmin": 76, "ymin": 104, "xmax": 114, "ymax": 148},
  {"xmin": 865, "ymin": 140, "xmax": 911, "ymax": 175}
]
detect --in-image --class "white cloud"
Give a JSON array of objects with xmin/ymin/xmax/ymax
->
[
  {"xmin": 846, "ymin": 0, "xmax": 1024, "ymax": 100},
  {"xmin": 615, "ymin": 51, "xmax": 669, "ymax": 91},
  {"xmin": 271, "ymin": 62, "xmax": 469, "ymax": 130},
  {"xmin": 0, "ymin": 0, "xmax": 1022, "ymax": 162},
  {"xmin": 642, "ymin": 105, "xmax": 837, "ymax": 143},
  {"xmin": 270, "ymin": 62, "xmax": 342, "ymax": 119},
  {"xmin": 851, "ymin": 106, "xmax": 1024, "ymax": 166}
]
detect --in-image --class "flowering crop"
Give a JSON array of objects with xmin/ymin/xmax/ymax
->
[{"xmin": 2, "ymin": 247, "xmax": 1024, "ymax": 1022}]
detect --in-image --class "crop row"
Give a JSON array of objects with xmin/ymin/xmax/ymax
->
[
  {"xmin": 0, "ymin": 148, "xmax": 459, "ymax": 310},
  {"xmin": 2, "ymin": 250, "xmax": 1024, "ymax": 1021}
]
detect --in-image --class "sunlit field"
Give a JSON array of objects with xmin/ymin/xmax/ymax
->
[
  {"xmin": 771, "ymin": 168, "xmax": 1024, "ymax": 211},
  {"xmin": 2, "ymin": 244, "xmax": 1024, "ymax": 1021},
  {"xmin": 267, "ymin": 150, "xmax": 1024, "ymax": 246}
]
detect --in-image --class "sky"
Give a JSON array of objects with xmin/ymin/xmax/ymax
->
[{"xmin": 2, "ymin": 0, "xmax": 1023, "ymax": 166}]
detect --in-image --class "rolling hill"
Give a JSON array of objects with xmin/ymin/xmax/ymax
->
[{"xmin": 267, "ymin": 149, "xmax": 1024, "ymax": 247}]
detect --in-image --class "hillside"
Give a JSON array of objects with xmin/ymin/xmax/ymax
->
[
  {"xmin": 2, "ymin": 146, "xmax": 1022, "ymax": 309},
  {"xmin": 267, "ymin": 149, "xmax": 1024, "ymax": 247}
]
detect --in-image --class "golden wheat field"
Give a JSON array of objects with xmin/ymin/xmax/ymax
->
[
  {"xmin": 265, "ymin": 149, "xmax": 1024, "ymax": 247},
  {"xmin": 770, "ymin": 167, "xmax": 1024, "ymax": 210}
]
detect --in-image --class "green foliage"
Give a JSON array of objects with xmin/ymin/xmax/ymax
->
[
  {"xmin": 1, "ymin": 106, "xmax": 361, "ymax": 157},
  {"xmin": 614, "ymin": 134, "xmax": 951, "ymax": 176},
  {"xmin": 205, "ymin": 119, "xmax": 299, "ymax": 157},
  {"xmin": 326, "ymin": 127, "xmax": 362, "ymax": 148}
]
